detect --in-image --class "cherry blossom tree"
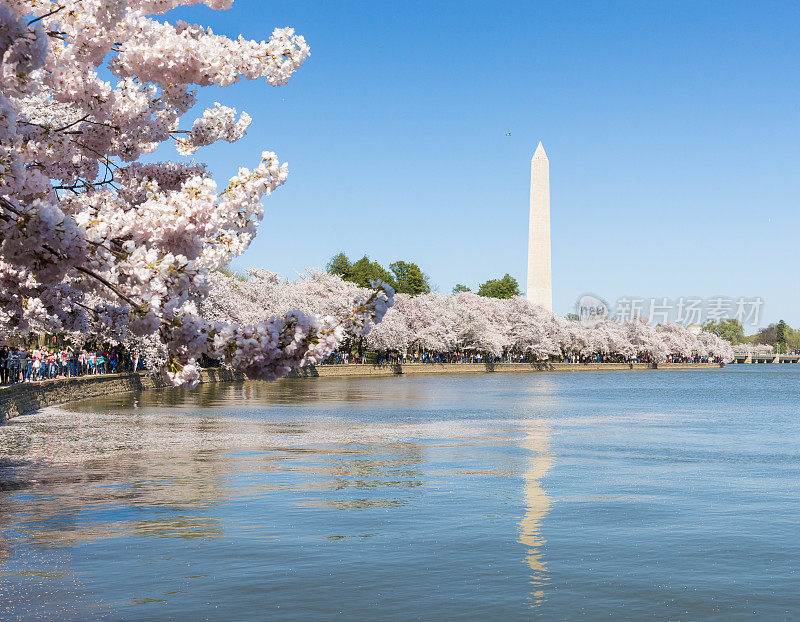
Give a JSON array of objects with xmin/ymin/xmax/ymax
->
[
  {"xmin": 398, "ymin": 293, "xmax": 459, "ymax": 354},
  {"xmin": 504, "ymin": 297, "xmax": 560, "ymax": 360},
  {"xmin": 623, "ymin": 317, "xmax": 668, "ymax": 362},
  {"xmin": 364, "ymin": 306, "xmax": 411, "ymax": 354},
  {"xmin": 200, "ymin": 269, "xmax": 736, "ymax": 365},
  {"xmin": 0, "ymin": 1, "xmax": 393, "ymax": 387},
  {"xmin": 452, "ymin": 292, "xmax": 507, "ymax": 356},
  {"xmin": 699, "ymin": 331, "xmax": 736, "ymax": 361},
  {"xmin": 656, "ymin": 322, "xmax": 699, "ymax": 360},
  {"xmin": 731, "ymin": 343, "xmax": 773, "ymax": 356},
  {"xmin": 202, "ymin": 267, "xmax": 381, "ymax": 351}
]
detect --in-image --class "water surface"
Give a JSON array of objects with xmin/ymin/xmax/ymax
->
[{"xmin": 0, "ymin": 367, "xmax": 798, "ymax": 620}]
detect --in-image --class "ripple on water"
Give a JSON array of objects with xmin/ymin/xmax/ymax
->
[{"xmin": 0, "ymin": 370, "xmax": 799, "ymax": 620}]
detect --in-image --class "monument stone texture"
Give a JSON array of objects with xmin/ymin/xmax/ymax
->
[{"xmin": 526, "ymin": 142, "xmax": 552, "ymax": 311}]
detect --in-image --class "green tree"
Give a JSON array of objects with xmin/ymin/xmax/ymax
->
[
  {"xmin": 327, "ymin": 253, "xmax": 397, "ymax": 290},
  {"xmin": 787, "ymin": 326, "xmax": 800, "ymax": 351},
  {"xmin": 776, "ymin": 320, "xmax": 788, "ymax": 352},
  {"xmin": 750, "ymin": 323, "xmax": 776, "ymax": 346},
  {"xmin": 452, "ymin": 284, "xmax": 471, "ymax": 294},
  {"xmin": 350, "ymin": 255, "xmax": 397, "ymax": 290},
  {"xmin": 566, "ymin": 313, "xmax": 580, "ymax": 322},
  {"xmin": 702, "ymin": 318, "xmax": 745, "ymax": 345},
  {"xmin": 326, "ymin": 252, "xmax": 353, "ymax": 280},
  {"xmin": 749, "ymin": 321, "xmax": 800, "ymax": 351},
  {"xmin": 389, "ymin": 260, "xmax": 430, "ymax": 295},
  {"xmin": 477, "ymin": 274, "xmax": 520, "ymax": 299}
]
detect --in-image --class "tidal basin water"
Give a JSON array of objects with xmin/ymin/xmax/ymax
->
[{"xmin": 1, "ymin": 367, "xmax": 799, "ymax": 620}]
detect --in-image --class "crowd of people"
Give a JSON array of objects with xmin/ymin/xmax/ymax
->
[
  {"xmin": 0, "ymin": 346, "xmax": 145, "ymax": 386},
  {"xmin": 326, "ymin": 350, "xmax": 722, "ymax": 366},
  {"xmin": 1, "ymin": 340, "xmax": 727, "ymax": 387}
]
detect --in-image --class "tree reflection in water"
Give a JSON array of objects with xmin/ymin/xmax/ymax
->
[
  {"xmin": 0, "ymin": 410, "xmax": 238, "ymax": 549},
  {"xmin": 0, "ymin": 375, "xmax": 561, "ymax": 619},
  {"xmin": 0, "ymin": 404, "xmax": 448, "ymax": 552},
  {"xmin": 65, "ymin": 376, "xmax": 465, "ymax": 414}
]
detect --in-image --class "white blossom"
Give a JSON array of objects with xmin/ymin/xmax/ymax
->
[{"xmin": 0, "ymin": 1, "xmax": 388, "ymax": 386}]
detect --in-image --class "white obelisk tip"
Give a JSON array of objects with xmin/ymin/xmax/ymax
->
[{"xmin": 533, "ymin": 141, "xmax": 547, "ymax": 160}]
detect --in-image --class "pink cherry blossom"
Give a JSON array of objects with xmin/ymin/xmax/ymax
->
[{"xmin": 0, "ymin": 1, "xmax": 390, "ymax": 386}]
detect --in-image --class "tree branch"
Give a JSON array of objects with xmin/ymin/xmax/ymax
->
[{"xmin": 29, "ymin": 6, "xmax": 64, "ymax": 25}]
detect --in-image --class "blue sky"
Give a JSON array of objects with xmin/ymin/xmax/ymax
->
[{"xmin": 165, "ymin": 1, "xmax": 800, "ymax": 329}]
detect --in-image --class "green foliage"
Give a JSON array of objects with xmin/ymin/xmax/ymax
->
[
  {"xmin": 389, "ymin": 260, "xmax": 431, "ymax": 295},
  {"xmin": 326, "ymin": 252, "xmax": 352, "ymax": 278},
  {"xmin": 327, "ymin": 252, "xmax": 395, "ymax": 289},
  {"xmin": 788, "ymin": 329, "xmax": 800, "ymax": 351},
  {"xmin": 776, "ymin": 320, "xmax": 787, "ymax": 351},
  {"xmin": 566, "ymin": 313, "xmax": 580, "ymax": 322},
  {"xmin": 477, "ymin": 274, "xmax": 520, "ymax": 299},
  {"xmin": 750, "ymin": 320, "xmax": 800, "ymax": 351},
  {"xmin": 327, "ymin": 254, "xmax": 521, "ymax": 300},
  {"xmin": 702, "ymin": 318, "xmax": 745, "ymax": 345},
  {"xmin": 350, "ymin": 255, "xmax": 396, "ymax": 289},
  {"xmin": 327, "ymin": 253, "xmax": 433, "ymax": 295}
]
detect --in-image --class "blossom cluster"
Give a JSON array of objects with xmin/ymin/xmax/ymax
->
[
  {"xmin": 371, "ymin": 292, "xmax": 735, "ymax": 363},
  {"xmin": 0, "ymin": 1, "xmax": 392, "ymax": 386},
  {"xmin": 175, "ymin": 103, "xmax": 251, "ymax": 155},
  {"xmin": 167, "ymin": 275, "xmax": 393, "ymax": 387},
  {"xmin": 200, "ymin": 270, "xmax": 736, "ymax": 364}
]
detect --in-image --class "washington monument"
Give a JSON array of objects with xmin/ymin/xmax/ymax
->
[{"xmin": 526, "ymin": 142, "xmax": 552, "ymax": 311}]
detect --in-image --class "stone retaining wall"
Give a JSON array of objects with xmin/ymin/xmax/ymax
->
[
  {"xmin": 1, "ymin": 361, "xmax": 722, "ymax": 422},
  {"xmin": 0, "ymin": 367, "xmax": 245, "ymax": 422}
]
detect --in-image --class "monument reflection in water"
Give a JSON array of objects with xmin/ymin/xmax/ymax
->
[{"xmin": 517, "ymin": 416, "xmax": 553, "ymax": 607}]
